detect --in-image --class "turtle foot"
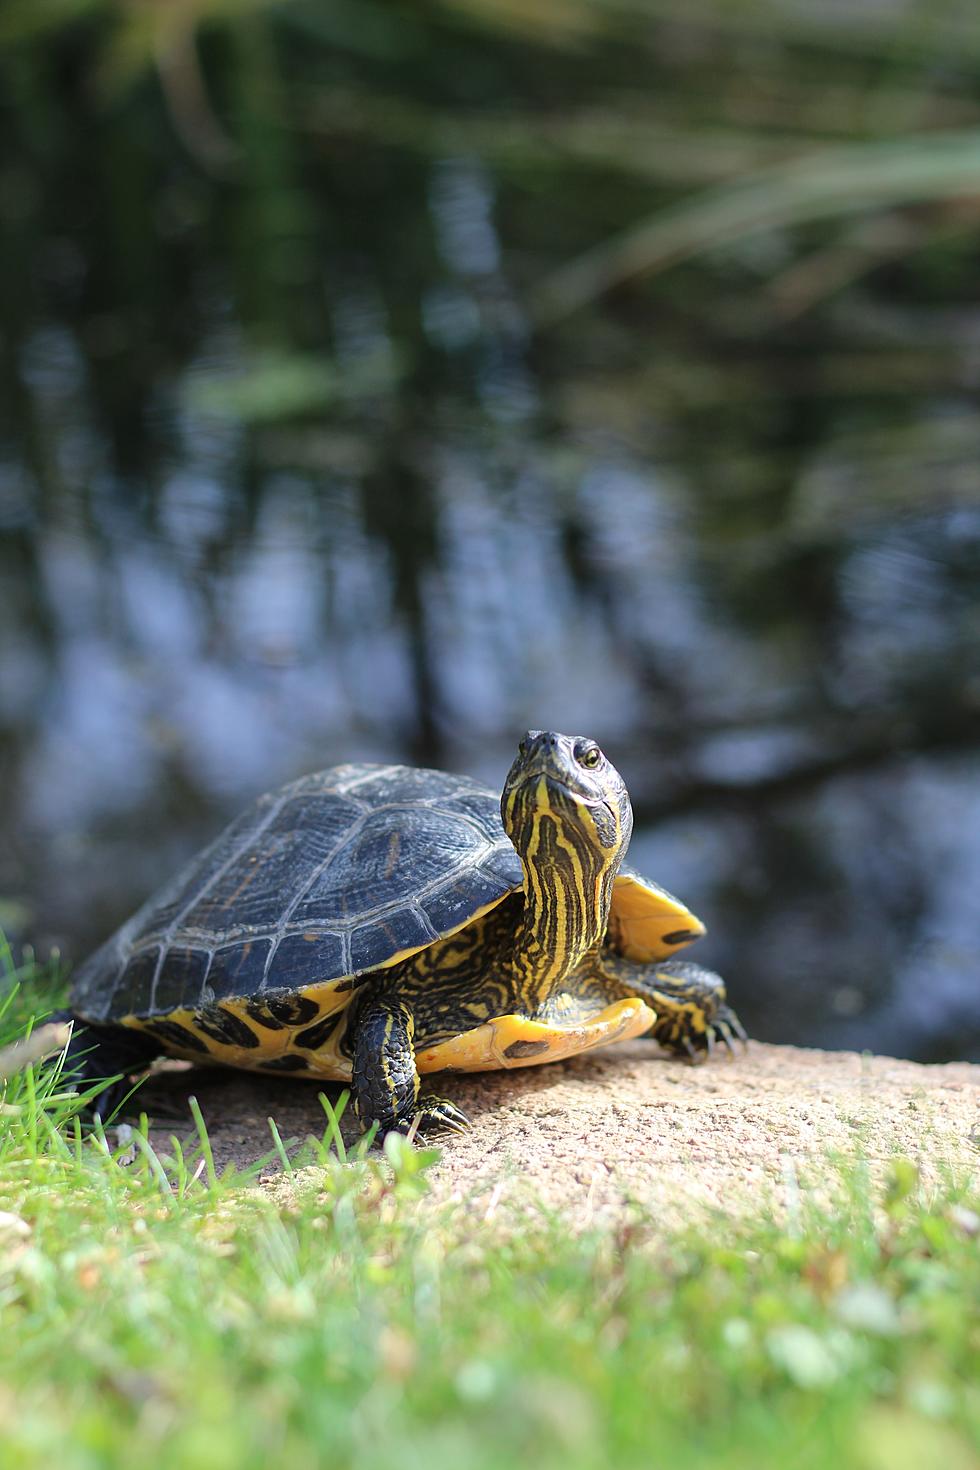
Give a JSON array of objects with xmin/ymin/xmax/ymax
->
[
  {"xmin": 661, "ymin": 1003, "xmax": 749, "ymax": 1063},
  {"xmin": 357, "ymin": 1092, "xmax": 471, "ymax": 1140},
  {"xmin": 400, "ymin": 1095, "xmax": 471, "ymax": 1137}
]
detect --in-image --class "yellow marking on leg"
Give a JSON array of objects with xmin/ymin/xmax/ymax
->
[
  {"xmin": 650, "ymin": 996, "xmax": 707, "ymax": 1040},
  {"xmin": 378, "ymin": 1009, "xmax": 396, "ymax": 1103}
]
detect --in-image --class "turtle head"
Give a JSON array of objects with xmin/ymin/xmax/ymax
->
[
  {"xmin": 500, "ymin": 731, "xmax": 633, "ymax": 1000},
  {"xmin": 501, "ymin": 730, "xmax": 633, "ymax": 875}
]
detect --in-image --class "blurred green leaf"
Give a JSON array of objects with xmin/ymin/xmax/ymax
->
[
  {"xmin": 766, "ymin": 1324, "xmax": 844, "ymax": 1388},
  {"xmin": 185, "ymin": 349, "xmax": 402, "ymax": 423}
]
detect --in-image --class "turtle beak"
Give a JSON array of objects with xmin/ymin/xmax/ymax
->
[
  {"xmin": 513, "ymin": 732, "xmax": 587, "ymax": 796},
  {"xmin": 514, "ymin": 731, "xmax": 556, "ymax": 777}
]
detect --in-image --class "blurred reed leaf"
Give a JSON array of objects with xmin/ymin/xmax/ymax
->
[
  {"xmin": 433, "ymin": 0, "xmax": 980, "ymax": 59},
  {"xmin": 301, "ymin": 87, "xmax": 797, "ymax": 182},
  {"xmin": 612, "ymin": 0, "xmax": 980, "ymax": 62},
  {"xmin": 96, "ymin": 0, "xmax": 280, "ymax": 98},
  {"xmin": 533, "ymin": 128, "xmax": 980, "ymax": 323},
  {"xmin": 0, "ymin": 0, "xmax": 272, "ymax": 58}
]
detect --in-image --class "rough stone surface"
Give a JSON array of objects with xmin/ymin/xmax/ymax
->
[{"xmin": 144, "ymin": 1041, "xmax": 980, "ymax": 1228}]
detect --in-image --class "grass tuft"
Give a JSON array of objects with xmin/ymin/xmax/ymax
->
[{"xmin": 1, "ymin": 977, "xmax": 977, "ymax": 1469}]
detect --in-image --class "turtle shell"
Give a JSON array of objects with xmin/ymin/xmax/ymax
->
[{"xmin": 71, "ymin": 763, "xmax": 706, "ymax": 1039}]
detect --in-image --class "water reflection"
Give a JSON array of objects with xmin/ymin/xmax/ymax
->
[
  {"xmin": 5, "ymin": 464, "xmax": 977, "ymax": 1060},
  {"xmin": 1, "ymin": 1, "xmax": 978, "ymax": 1061}
]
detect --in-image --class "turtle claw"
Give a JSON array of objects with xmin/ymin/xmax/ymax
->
[
  {"xmin": 393, "ymin": 1095, "xmax": 471, "ymax": 1137},
  {"xmin": 709, "ymin": 1005, "xmax": 748, "ymax": 1059},
  {"xmin": 714, "ymin": 1026, "xmax": 740, "ymax": 1058},
  {"xmin": 729, "ymin": 1011, "xmax": 750, "ymax": 1049},
  {"xmin": 420, "ymin": 1096, "xmax": 472, "ymax": 1134},
  {"xmin": 659, "ymin": 1003, "xmax": 748, "ymax": 1064}
]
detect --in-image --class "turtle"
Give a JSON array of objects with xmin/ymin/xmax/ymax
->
[{"xmin": 56, "ymin": 730, "xmax": 745, "ymax": 1133}]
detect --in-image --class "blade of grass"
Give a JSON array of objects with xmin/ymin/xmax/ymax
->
[
  {"xmin": 318, "ymin": 1089, "xmax": 349, "ymax": 1163},
  {"xmin": 132, "ymin": 1131, "xmax": 177, "ymax": 1201},
  {"xmin": 187, "ymin": 1096, "xmax": 217, "ymax": 1191},
  {"xmin": 267, "ymin": 1117, "xmax": 295, "ymax": 1176}
]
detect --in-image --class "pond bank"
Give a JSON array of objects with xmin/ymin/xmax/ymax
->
[{"xmin": 146, "ymin": 1042, "xmax": 980, "ymax": 1228}]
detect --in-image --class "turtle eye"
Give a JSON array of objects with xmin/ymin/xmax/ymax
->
[{"xmin": 576, "ymin": 744, "xmax": 601, "ymax": 769}]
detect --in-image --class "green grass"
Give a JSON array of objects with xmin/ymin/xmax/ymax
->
[{"xmin": 1, "ymin": 982, "xmax": 978, "ymax": 1470}]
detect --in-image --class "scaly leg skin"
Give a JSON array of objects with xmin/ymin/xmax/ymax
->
[
  {"xmin": 45, "ymin": 1010, "xmax": 161, "ymax": 1119},
  {"xmin": 350, "ymin": 992, "xmax": 470, "ymax": 1137},
  {"xmin": 594, "ymin": 954, "xmax": 748, "ymax": 1062}
]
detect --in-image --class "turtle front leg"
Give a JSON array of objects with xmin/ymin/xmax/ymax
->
[
  {"xmin": 351, "ymin": 992, "xmax": 470, "ymax": 1136},
  {"xmin": 596, "ymin": 954, "xmax": 747, "ymax": 1061},
  {"xmin": 641, "ymin": 961, "xmax": 748, "ymax": 1060}
]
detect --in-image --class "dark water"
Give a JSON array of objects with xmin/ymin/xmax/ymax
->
[{"xmin": 1, "ymin": 4, "xmax": 979, "ymax": 1058}]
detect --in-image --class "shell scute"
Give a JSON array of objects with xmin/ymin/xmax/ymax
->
[
  {"xmin": 179, "ymin": 795, "xmax": 362, "ymax": 936},
  {"xmin": 135, "ymin": 805, "xmax": 274, "ymax": 941},
  {"xmin": 117, "ymin": 947, "xmax": 160, "ymax": 1016},
  {"xmin": 208, "ymin": 938, "xmax": 274, "ymax": 998},
  {"xmin": 480, "ymin": 845, "xmax": 523, "ymax": 887},
  {"xmin": 287, "ymin": 807, "xmax": 485, "ymax": 929},
  {"xmin": 422, "ymin": 865, "xmax": 513, "ymax": 936},
  {"xmin": 349, "ymin": 907, "xmax": 437, "ymax": 975},
  {"xmin": 436, "ymin": 788, "xmax": 510, "ymax": 842},
  {"xmin": 264, "ymin": 932, "xmax": 347, "ymax": 991},
  {"xmin": 152, "ymin": 946, "xmax": 210, "ymax": 1012}
]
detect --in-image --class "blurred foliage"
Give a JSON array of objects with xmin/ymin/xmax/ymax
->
[{"xmin": 3, "ymin": 0, "xmax": 980, "ymax": 487}]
